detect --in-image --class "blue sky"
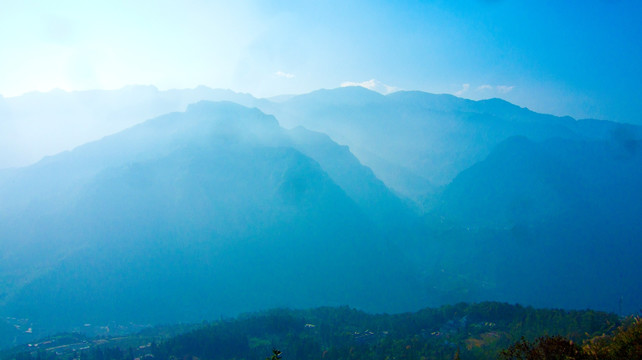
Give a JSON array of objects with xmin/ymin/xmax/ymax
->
[{"xmin": 1, "ymin": 0, "xmax": 641, "ymax": 123}]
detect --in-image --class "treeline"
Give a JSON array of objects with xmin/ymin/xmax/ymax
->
[
  {"xmin": 500, "ymin": 316, "xmax": 641, "ymax": 359},
  {"xmin": 2, "ymin": 302, "xmax": 634, "ymax": 360},
  {"xmin": 151, "ymin": 302, "xmax": 621, "ymax": 360}
]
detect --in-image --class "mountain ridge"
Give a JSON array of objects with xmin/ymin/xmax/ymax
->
[
  {"xmin": 0, "ymin": 101, "xmax": 425, "ymax": 332},
  {"xmin": 1, "ymin": 88, "xmax": 641, "ymax": 336}
]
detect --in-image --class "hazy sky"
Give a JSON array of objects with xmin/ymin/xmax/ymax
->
[{"xmin": 1, "ymin": 0, "xmax": 641, "ymax": 123}]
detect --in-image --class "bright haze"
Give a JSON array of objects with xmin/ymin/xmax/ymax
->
[
  {"xmin": 1, "ymin": 0, "xmax": 641, "ymax": 124},
  {"xmin": 1, "ymin": 0, "xmax": 642, "ymax": 347}
]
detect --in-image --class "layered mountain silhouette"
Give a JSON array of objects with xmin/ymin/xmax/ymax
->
[
  {"xmin": 261, "ymin": 87, "xmax": 641, "ymax": 199},
  {"xmin": 416, "ymin": 135, "xmax": 642, "ymax": 312},
  {"xmin": 435, "ymin": 135, "xmax": 642, "ymax": 228},
  {"xmin": 0, "ymin": 87, "xmax": 641, "ymax": 340},
  {"xmin": 0, "ymin": 101, "xmax": 422, "ymax": 331},
  {"xmin": 0, "ymin": 86, "xmax": 265, "ymax": 169}
]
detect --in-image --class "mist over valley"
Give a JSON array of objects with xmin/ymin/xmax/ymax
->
[
  {"xmin": 2, "ymin": 2, "xmax": 641, "ymax": 357},
  {"xmin": 0, "ymin": 87, "xmax": 640, "ymax": 350}
]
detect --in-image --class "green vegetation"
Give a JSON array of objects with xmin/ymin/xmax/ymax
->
[
  {"xmin": 266, "ymin": 349, "xmax": 282, "ymax": 360},
  {"xmin": 582, "ymin": 316, "xmax": 642, "ymax": 359},
  {"xmin": 500, "ymin": 316, "xmax": 642, "ymax": 359},
  {"xmin": 500, "ymin": 336, "xmax": 588, "ymax": 359},
  {"xmin": 3, "ymin": 302, "xmax": 633, "ymax": 360}
]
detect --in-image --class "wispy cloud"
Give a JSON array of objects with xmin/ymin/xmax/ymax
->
[
  {"xmin": 496, "ymin": 85, "xmax": 514, "ymax": 94},
  {"xmin": 474, "ymin": 84, "xmax": 515, "ymax": 94},
  {"xmin": 275, "ymin": 71, "xmax": 295, "ymax": 79},
  {"xmin": 340, "ymin": 79, "xmax": 400, "ymax": 94},
  {"xmin": 455, "ymin": 83, "xmax": 470, "ymax": 96}
]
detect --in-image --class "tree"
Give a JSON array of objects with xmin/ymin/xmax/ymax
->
[
  {"xmin": 583, "ymin": 316, "xmax": 642, "ymax": 360},
  {"xmin": 267, "ymin": 349, "xmax": 282, "ymax": 360},
  {"xmin": 499, "ymin": 335, "xmax": 588, "ymax": 360}
]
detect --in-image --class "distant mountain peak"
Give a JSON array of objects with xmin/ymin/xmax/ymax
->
[
  {"xmin": 287, "ymin": 86, "xmax": 385, "ymax": 107},
  {"xmin": 182, "ymin": 101, "xmax": 281, "ymax": 136},
  {"xmin": 340, "ymin": 79, "xmax": 401, "ymax": 95},
  {"xmin": 186, "ymin": 100, "xmax": 264, "ymax": 117}
]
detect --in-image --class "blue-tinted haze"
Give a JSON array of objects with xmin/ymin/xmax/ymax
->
[
  {"xmin": 1, "ymin": 0, "xmax": 641, "ymax": 123},
  {"xmin": 0, "ymin": 0, "xmax": 641, "ymax": 348}
]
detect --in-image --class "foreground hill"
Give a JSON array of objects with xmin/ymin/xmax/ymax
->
[
  {"xmin": 0, "ymin": 302, "xmax": 623, "ymax": 360},
  {"xmin": 0, "ymin": 102, "xmax": 421, "ymax": 331}
]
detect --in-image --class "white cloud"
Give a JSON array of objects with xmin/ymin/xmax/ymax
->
[
  {"xmin": 340, "ymin": 79, "xmax": 400, "ymax": 94},
  {"xmin": 496, "ymin": 85, "xmax": 514, "ymax": 94},
  {"xmin": 473, "ymin": 84, "xmax": 515, "ymax": 95},
  {"xmin": 275, "ymin": 70, "xmax": 294, "ymax": 79},
  {"xmin": 454, "ymin": 83, "xmax": 470, "ymax": 96}
]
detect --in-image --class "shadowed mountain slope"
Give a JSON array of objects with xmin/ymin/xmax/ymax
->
[
  {"xmin": 0, "ymin": 102, "xmax": 422, "ymax": 331},
  {"xmin": 1, "ymin": 88, "xmax": 641, "ymax": 338},
  {"xmin": 410, "ymin": 135, "xmax": 642, "ymax": 313},
  {"xmin": 0, "ymin": 86, "xmax": 266, "ymax": 169},
  {"xmin": 260, "ymin": 87, "xmax": 641, "ymax": 200}
]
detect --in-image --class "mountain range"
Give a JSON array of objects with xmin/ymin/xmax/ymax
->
[
  {"xmin": 0, "ymin": 86, "xmax": 640, "ymax": 344},
  {"xmin": 0, "ymin": 101, "xmax": 421, "ymax": 330}
]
